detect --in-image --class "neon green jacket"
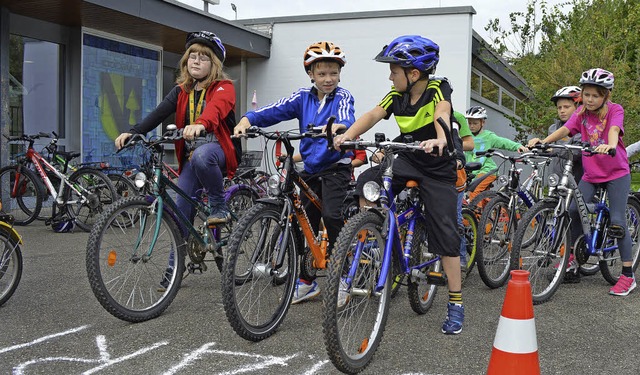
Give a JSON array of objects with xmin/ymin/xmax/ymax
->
[{"xmin": 464, "ymin": 130, "xmax": 522, "ymax": 175}]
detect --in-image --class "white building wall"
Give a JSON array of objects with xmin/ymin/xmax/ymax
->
[{"xmin": 242, "ymin": 11, "xmax": 474, "ymax": 150}]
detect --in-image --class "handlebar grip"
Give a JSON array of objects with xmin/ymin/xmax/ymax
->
[
  {"xmin": 608, "ymin": 148, "xmax": 617, "ymax": 157},
  {"xmin": 325, "ymin": 115, "xmax": 337, "ymax": 150}
]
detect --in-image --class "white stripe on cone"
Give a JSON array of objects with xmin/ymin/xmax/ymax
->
[{"xmin": 493, "ymin": 316, "xmax": 538, "ymax": 354}]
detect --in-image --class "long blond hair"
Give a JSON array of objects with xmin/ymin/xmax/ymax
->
[
  {"xmin": 176, "ymin": 44, "xmax": 230, "ymax": 92},
  {"xmin": 577, "ymin": 84, "xmax": 611, "ymax": 122}
]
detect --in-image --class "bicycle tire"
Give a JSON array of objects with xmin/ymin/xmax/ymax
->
[
  {"xmin": 461, "ymin": 207, "xmax": 478, "ymax": 274},
  {"xmin": 322, "ymin": 210, "xmax": 391, "ymax": 374},
  {"xmin": 221, "ymin": 203, "xmax": 299, "ymax": 341},
  {"xmin": 599, "ymin": 196, "xmax": 640, "ymax": 284},
  {"xmin": 468, "ymin": 189, "xmax": 498, "ymax": 217},
  {"xmin": 86, "ymin": 196, "xmax": 185, "ymax": 322},
  {"xmin": 0, "ymin": 166, "xmax": 44, "ymax": 225},
  {"xmin": 0, "ymin": 228, "xmax": 23, "ymax": 306},
  {"xmin": 511, "ymin": 199, "xmax": 570, "ymax": 304},
  {"xmin": 407, "ymin": 219, "xmax": 440, "ymax": 314},
  {"xmin": 64, "ymin": 167, "xmax": 117, "ymax": 232},
  {"xmin": 476, "ymin": 195, "xmax": 513, "ymax": 288}
]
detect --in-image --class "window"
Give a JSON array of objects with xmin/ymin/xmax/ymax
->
[
  {"xmin": 9, "ymin": 35, "xmax": 63, "ymax": 146},
  {"xmin": 470, "ymin": 71, "xmax": 481, "ymax": 93},
  {"xmin": 481, "ymin": 77, "xmax": 499, "ymax": 104},
  {"xmin": 501, "ymin": 91, "xmax": 515, "ymax": 112}
]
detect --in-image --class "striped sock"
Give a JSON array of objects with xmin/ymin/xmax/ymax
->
[{"xmin": 449, "ymin": 290, "xmax": 463, "ymax": 305}]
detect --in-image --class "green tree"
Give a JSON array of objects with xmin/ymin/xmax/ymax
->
[{"xmin": 486, "ymin": 0, "xmax": 640, "ymax": 155}]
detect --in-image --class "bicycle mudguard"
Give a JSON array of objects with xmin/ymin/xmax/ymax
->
[
  {"xmin": 467, "ymin": 167, "xmax": 498, "ymax": 191},
  {"xmin": 0, "ymin": 221, "xmax": 23, "ymax": 245},
  {"xmin": 255, "ymin": 197, "xmax": 282, "ymax": 206},
  {"xmin": 225, "ymin": 184, "xmax": 259, "ymax": 200}
]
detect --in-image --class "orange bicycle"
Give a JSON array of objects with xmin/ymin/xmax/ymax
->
[{"xmin": 221, "ymin": 124, "xmax": 335, "ymax": 341}]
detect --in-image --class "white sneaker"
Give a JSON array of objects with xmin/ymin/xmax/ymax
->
[
  {"xmin": 337, "ymin": 277, "xmax": 350, "ymax": 308},
  {"xmin": 291, "ymin": 279, "xmax": 320, "ymax": 304}
]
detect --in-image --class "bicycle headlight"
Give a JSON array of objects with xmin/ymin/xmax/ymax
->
[
  {"xmin": 363, "ymin": 181, "xmax": 381, "ymax": 202},
  {"xmin": 134, "ymin": 172, "xmax": 147, "ymax": 189},
  {"xmin": 267, "ymin": 174, "xmax": 281, "ymax": 196},
  {"xmin": 547, "ymin": 173, "xmax": 560, "ymax": 187}
]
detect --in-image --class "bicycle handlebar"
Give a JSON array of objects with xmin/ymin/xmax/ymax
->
[
  {"xmin": 117, "ymin": 126, "xmax": 207, "ymax": 153},
  {"xmin": 530, "ymin": 142, "xmax": 616, "ymax": 157}
]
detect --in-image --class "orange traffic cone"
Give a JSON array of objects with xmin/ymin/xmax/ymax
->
[{"xmin": 487, "ymin": 270, "xmax": 540, "ymax": 375}]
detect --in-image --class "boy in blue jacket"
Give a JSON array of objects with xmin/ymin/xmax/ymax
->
[{"xmin": 234, "ymin": 41, "xmax": 356, "ymax": 304}]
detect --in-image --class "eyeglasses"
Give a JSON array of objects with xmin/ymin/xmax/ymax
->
[{"xmin": 188, "ymin": 54, "xmax": 211, "ymax": 63}]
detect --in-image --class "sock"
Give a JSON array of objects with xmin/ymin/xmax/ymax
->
[
  {"xmin": 622, "ymin": 266, "xmax": 633, "ymax": 278},
  {"xmin": 449, "ymin": 291, "xmax": 463, "ymax": 305},
  {"xmin": 299, "ymin": 278, "xmax": 312, "ymax": 285}
]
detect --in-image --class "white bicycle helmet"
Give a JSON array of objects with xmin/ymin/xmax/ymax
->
[
  {"xmin": 464, "ymin": 106, "xmax": 487, "ymax": 119},
  {"xmin": 303, "ymin": 41, "xmax": 347, "ymax": 72},
  {"xmin": 551, "ymin": 86, "xmax": 581, "ymax": 103},
  {"xmin": 579, "ymin": 68, "xmax": 614, "ymax": 90}
]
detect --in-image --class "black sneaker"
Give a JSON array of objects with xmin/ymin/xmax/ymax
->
[{"xmin": 563, "ymin": 270, "xmax": 581, "ymax": 284}]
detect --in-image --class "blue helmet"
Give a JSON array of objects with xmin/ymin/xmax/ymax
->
[
  {"xmin": 186, "ymin": 31, "xmax": 226, "ymax": 63},
  {"xmin": 374, "ymin": 35, "xmax": 440, "ymax": 73}
]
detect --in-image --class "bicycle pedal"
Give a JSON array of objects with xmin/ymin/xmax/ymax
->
[
  {"xmin": 187, "ymin": 262, "xmax": 206, "ymax": 274},
  {"xmin": 426, "ymin": 271, "xmax": 447, "ymax": 286}
]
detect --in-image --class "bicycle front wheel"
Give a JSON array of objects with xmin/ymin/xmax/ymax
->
[
  {"xmin": 323, "ymin": 210, "xmax": 391, "ymax": 374},
  {"xmin": 221, "ymin": 203, "xmax": 299, "ymax": 341},
  {"xmin": 0, "ymin": 166, "xmax": 43, "ymax": 225},
  {"xmin": 511, "ymin": 200, "xmax": 570, "ymax": 304},
  {"xmin": 65, "ymin": 167, "xmax": 117, "ymax": 231},
  {"xmin": 599, "ymin": 196, "xmax": 640, "ymax": 284},
  {"xmin": 477, "ymin": 196, "xmax": 514, "ymax": 288},
  {"xmin": 86, "ymin": 197, "xmax": 185, "ymax": 322},
  {"xmin": 0, "ymin": 228, "xmax": 23, "ymax": 306}
]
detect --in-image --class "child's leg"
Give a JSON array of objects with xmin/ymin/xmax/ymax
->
[{"xmin": 606, "ymin": 174, "xmax": 632, "ymax": 264}]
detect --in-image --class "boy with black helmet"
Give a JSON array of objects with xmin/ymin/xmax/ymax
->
[
  {"xmin": 235, "ymin": 41, "xmax": 355, "ymax": 304},
  {"xmin": 334, "ymin": 35, "xmax": 465, "ymax": 335}
]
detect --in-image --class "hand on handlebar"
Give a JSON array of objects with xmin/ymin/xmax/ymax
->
[
  {"xmin": 527, "ymin": 138, "xmax": 543, "ymax": 148},
  {"xmin": 115, "ymin": 133, "xmax": 133, "ymax": 150},
  {"xmin": 420, "ymin": 137, "xmax": 447, "ymax": 156},
  {"xmin": 183, "ymin": 124, "xmax": 206, "ymax": 141},
  {"xmin": 333, "ymin": 133, "xmax": 352, "ymax": 151},
  {"xmin": 594, "ymin": 144, "xmax": 615, "ymax": 154}
]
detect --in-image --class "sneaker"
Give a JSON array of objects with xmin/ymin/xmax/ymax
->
[
  {"xmin": 207, "ymin": 204, "xmax": 231, "ymax": 225},
  {"xmin": 555, "ymin": 253, "xmax": 577, "ymax": 272},
  {"xmin": 157, "ymin": 267, "xmax": 173, "ymax": 292},
  {"xmin": 337, "ymin": 277, "xmax": 350, "ymax": 308},
  {"xmin": 609, "ymin": 275, "xmax": 637, "ymax": 296},
  {"xmin": 442, "ymin": 302, "xmax": 464, "ymax": 335},
  {"xmin": 291, "ymin": 279, "xmax": 320, "ymax": 304}
]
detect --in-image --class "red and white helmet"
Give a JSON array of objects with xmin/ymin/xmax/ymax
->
[
  {"xmin": 579, "ymin": 68, "xmax": 614, "ymax": 90},
  {"xmin": 303, "ymin": 41, "xmax": 346, "ymax": 72},
  {"xmin": 551, "ymin": 86, "xmax": 581, "ymax": 104}
]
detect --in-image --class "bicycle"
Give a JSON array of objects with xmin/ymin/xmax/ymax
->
[
  {"xmin": 476, "ymin": 149, "xmax": 550, "ymax": 288},
  {"xmin": 322, "ymin": 118, "xmax": 455, "ymax": 374},
  {"xmin": 85, "ymin": 125, "xmax": 253, "ymax": 322},
  {"xmin": 0, "ymin": 211, "xmax": 24, "ymax": 307},
  {"xmin": 221, "ymin": 122, "xmax": 342, "ymax": 342},
  {"xmin": 0, "ymin": 132, "xmax": 117, "ymax": 230},
  {"xmin": 511, "ymin": 143, "xmax": 640, "ymax": 304}
]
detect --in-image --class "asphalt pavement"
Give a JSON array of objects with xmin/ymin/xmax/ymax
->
[{"xmin": 1, "ymin": 219, "xmax": 639, "ymax": 374}]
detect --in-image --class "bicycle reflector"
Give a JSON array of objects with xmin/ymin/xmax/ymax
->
[{"xmin": 363, "ymin": 181, "xmax": 381, "ymax": 202}]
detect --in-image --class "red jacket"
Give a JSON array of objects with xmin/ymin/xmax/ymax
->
[{"xmin": 175, "ymin": 80, "xmax": 238, "ymax": 178}]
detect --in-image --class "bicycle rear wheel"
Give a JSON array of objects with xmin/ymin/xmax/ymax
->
[
  {"xmin": 599, "ymin": 196, "xmax": 640, "ymax": 284},
  {"xmin": 461, "ymin": 207, "xmax": 478, "ymax": 274},
  {"xmin": 107, "ymin": 172, "xmax": 138, "ymax": 199},
  {"xmin": 221, "ymin": 203, "xmax": 299, "ymax": 341},
  {"xmin": 323, "ymin": 210, "xmax": 391, "ymax": 374},
  {"xmin": 477, "ymin": 196, "xmax": 513, "ymax": 288},
  {"xmin": 511, "ymin": 200, "xmax": 570, "ymax": 304},
  {"xmin": 86, "ymin": 197, "xmax": 185, "ymax": 322},
  {"xmin": 0, "ymin": 166, "xmax": 43, "ymax": 225},
  {"xmin": 0, "ymin": 228, "xmax": 22, "ymax": 306},
  {"xmin": 407, "ymin": 219, "xmax": 440, "ymax": 314},
  {"xmin": 65, "ymin": 167, "xmax": 117, "ymax": 231}
]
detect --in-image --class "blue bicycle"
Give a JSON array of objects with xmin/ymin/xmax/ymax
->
[
  {"xmin": 511, "ymin": 143, "xmax": 640, "ymax": 304},
  {"xmin": 322, "ymin": 119, "xmax": 454, "ymax": 373}
]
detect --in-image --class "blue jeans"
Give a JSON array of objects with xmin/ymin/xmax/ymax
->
[{"xmin": 176, "ymin": 142, "xmax": 226, "ymax": 222}]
